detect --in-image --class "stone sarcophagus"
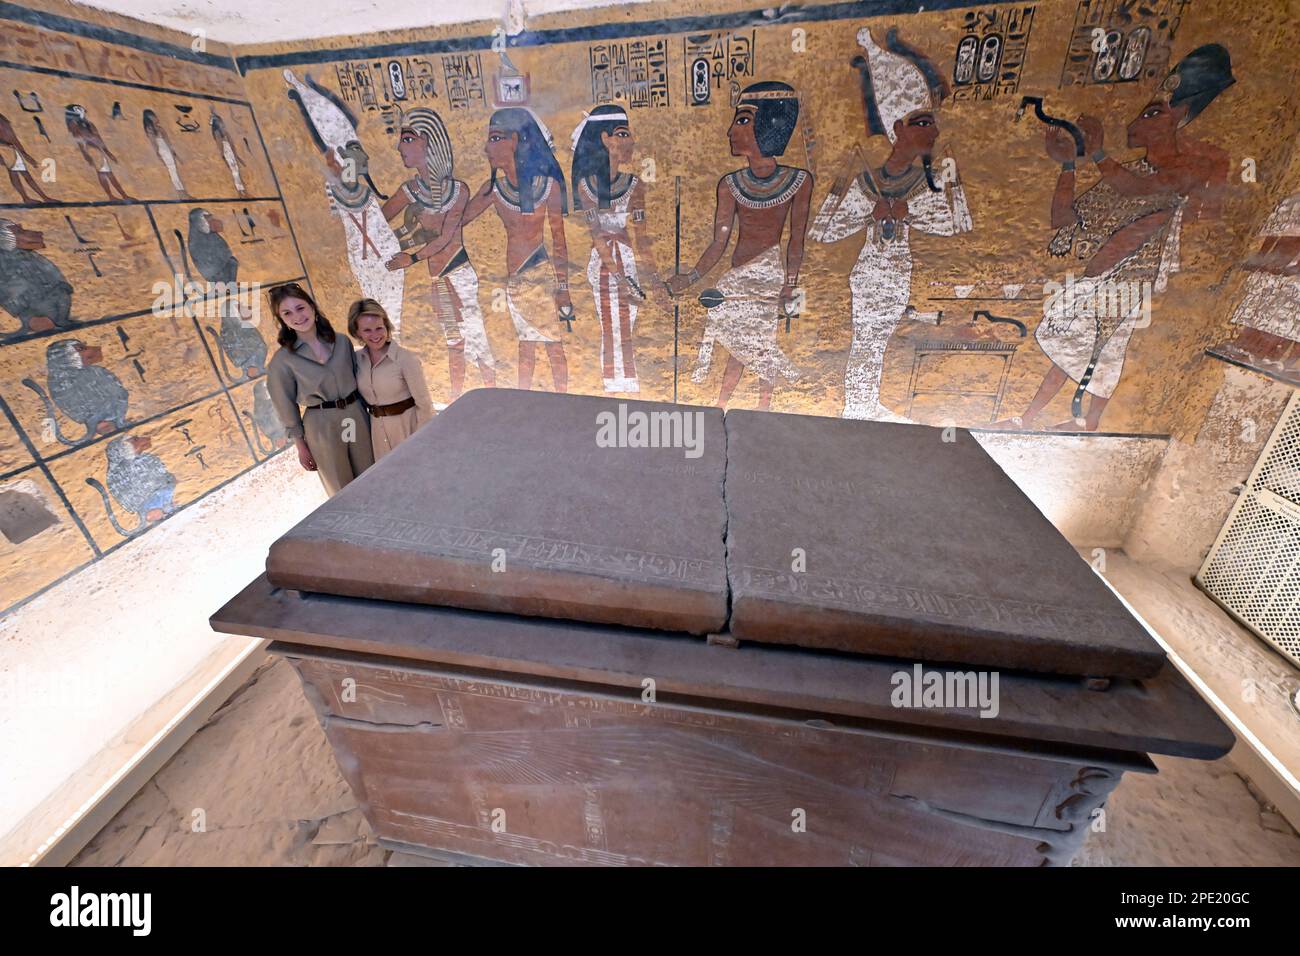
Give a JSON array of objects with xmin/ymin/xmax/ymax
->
[{"xmin": 211, "ymin": 390, "xmax": 1232, "ymax": 866}]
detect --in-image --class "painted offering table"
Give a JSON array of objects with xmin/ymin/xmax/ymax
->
[{"xmin": 212, "ymin": 391, "xmax": 1233, "ymax": 867}]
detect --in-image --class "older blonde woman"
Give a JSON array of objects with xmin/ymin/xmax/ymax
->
[{"xmin": 349, "ymin": 299, "xmax": 434, "ymax": 460}]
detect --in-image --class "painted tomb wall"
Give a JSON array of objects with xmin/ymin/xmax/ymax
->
[
  {"xmin": 1127, "ymin": 119, "xmax": 1300, "ymax": 571},
  {"xmin": 0, "ymin": 0, "xmax": 308, "ymax": 614},
  {"xmin": 232, "ymin": 0, "xmax": 1300, "ymax": 442},
  {"xmin": 4, "ymin": 0, "xmax": 1300, "ymax": 615}
]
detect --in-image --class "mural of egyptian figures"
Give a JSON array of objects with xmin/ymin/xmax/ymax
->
[
  {"xmin": 143, "ymin": 108, "xmax": 190, "ymax": 199},
  {"xmin": 65, "ymin": 104, "xmax": 132, "ymax": 201},
  {"xmin": 383, "ymin": 107, "xmax": 496, "ymax": 400},
  {"xmin": 463, "ymin": 108, "xmax": 572, "ymax": 393},
  {"xmin": 284, "ymin": 70, "xmax": 404, "ymax": 332},
  {"xmin": 810, "ymin": 28, "xmax": 972, "ymax": 422},
  {"xmin": 210, "ymin": 110, "xmax": 249, "ymax": 197},
  {"xmin": 570, "ymin": 104, "xmax": 666, "ymax": 394},
  {"xmin": 1221, "ymin": 193, "xmax": 1300, "ymax": 373},
  {"xmin": 669, "ymin": 81, "xmax": 811, "ymax": 410},
  {"xmin": 998, "ymin": 44, "xmax": 1234, "ymax": 432},
  {"xmin": 0, "ymin": 112, "xmax": 55, "ymax": 202}
]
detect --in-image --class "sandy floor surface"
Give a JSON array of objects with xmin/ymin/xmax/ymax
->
[{"xmin": 72, "ymin": 657, "xmax": 1300, "ymax": 867}]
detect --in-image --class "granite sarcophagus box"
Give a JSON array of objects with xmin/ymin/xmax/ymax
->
[{"xmin": 212, "ymin": 389, "xmax": 1231, "ymax": 867}]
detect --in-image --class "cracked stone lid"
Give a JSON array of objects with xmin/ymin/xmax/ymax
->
[
  {"xmin": 723, "ymin": 409, "xmax": 1166, "ymax": 680},
  {"xmin": 266, "ymin": 389, "xmax": 729, "ymax": 634}
]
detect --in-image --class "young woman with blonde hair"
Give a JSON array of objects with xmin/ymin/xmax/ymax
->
[{"xmin": 349, "ymin": 298, "xmax": 435, "ymax": 460}]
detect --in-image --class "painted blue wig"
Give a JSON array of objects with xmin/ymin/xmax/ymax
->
[{"xmin": 489, "ymin": 107, "xmax": 568, "ymax": 214}]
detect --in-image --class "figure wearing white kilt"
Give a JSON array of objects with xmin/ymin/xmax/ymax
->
[
  {"xmin": 1000, "ymin": 42, "xmax": 1233, "ymax": 431},
  {"xmin": 394, "ymin": 178, "xmax": 496, "ymax": 369},
  {"xmin": 810, "ymin": 27, "xmax": 971, "ymax": 422},
  {"xmin": 669, "ymin": 81, "xmax": 813, "ymax": 409},
  {"xmin": 386, "ymin": 105, "xmax": 498, "ymax": 390},
  {"xmin": 571, "ymin": 105, "xmax": 669, "ymax": 395},
  {"xmin": 1035, "ymin": 166, "xmax": 1184, "ymax": 404},
  {"xmin": 694, "ymin": 168, "xmax": 807, "ymax": 389}
]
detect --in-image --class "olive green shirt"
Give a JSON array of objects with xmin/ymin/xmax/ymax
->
[{"xmin": 266, "ymin": 336, "xmax": 360, "ymax": 440}]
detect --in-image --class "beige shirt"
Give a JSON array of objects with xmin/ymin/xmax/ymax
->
[
  {"xmin": 355, "ymin": 342, "xmax": 434, "ymax": 422},
  {"xmin": 266, "ymin": 335, "xmax": 360, "ymax": 440}
]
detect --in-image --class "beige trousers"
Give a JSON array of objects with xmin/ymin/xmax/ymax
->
[{"xmin": 303, "ymin": 404, "xmax": 374, "ymax": 497}]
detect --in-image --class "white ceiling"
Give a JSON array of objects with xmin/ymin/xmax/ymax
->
[{"xmin": 71, "ymin": 0, "xmax": 639, "ymax": 45}]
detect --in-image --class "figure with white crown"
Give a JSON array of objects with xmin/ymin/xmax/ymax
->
[{"xmin": 809, "ymin": 27, "xmax": 972, "ymax": 423}]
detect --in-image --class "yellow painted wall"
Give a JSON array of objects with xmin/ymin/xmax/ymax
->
[
  {"xmin": 0, "ymin": 1, "xmax": 306, "ymax": 613},
  {"xmin": 234, "ymin": 0, "xmax": 1300, "ymax": 434},
  {"xmin": 3, "ymin": 0, "xmax": 1299, "ymax": 615}
]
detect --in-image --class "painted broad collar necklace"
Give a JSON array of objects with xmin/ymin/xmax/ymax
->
[
  {"xmin": 862, "ymin": 160, "xmax": 929, "ymax": 200},
  {"xmin": 494, "ymin": 173, "xmax": 553, "ymax": 211},
  {"xmin": 727, "ymin": 164, "xmax": 807, "ymax": 209},
  {"xmin": 327, "ymin": 172, "xmax": 373, "ymax": 209},
  {"xmin": 408, "ymin": 174, "xmax": 461, "ymax": 212},
  {"xmin": 580, "ymin": 171, "xmax": 634, "ymax": 204}
]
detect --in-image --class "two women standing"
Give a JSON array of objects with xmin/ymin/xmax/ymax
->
[{"xmin": 266, "ymin": 284, "xmax": 431, "ymax": 497}]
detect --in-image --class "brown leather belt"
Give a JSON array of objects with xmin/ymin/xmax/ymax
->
[
  {"xmin": 305, "ymin": 390, "xmax": 360, "ymax": 411},
  {"xmin": 368, "ymin": 396, "xmax": 416, "ymax": 417}
]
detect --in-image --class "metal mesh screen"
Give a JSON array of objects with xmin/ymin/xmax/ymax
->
[{"xmin": 1198, "ymin": 393, "xmax": 1300, "ymax": 669}]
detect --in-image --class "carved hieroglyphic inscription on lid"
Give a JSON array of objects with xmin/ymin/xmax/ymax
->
[
  {"xmin": 304, "ymin": 510, "xmax": 724, "ymax": 582},
  {"xmin": 735, "ymin": 566, "xmax": 1136, "ymax": 635}
]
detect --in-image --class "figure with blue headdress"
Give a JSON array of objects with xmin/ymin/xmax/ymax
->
[{"xmin": 464, "ymin": 108, "xmax": 572, "ymax": 393}]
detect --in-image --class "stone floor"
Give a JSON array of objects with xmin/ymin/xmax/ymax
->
[
  {"xmin": 71, "ymin": 658, "xmax": 387, "ymax": 867},
  {"xmin": 70, "ymin": 654, "xmax": 1300, "ymax": 867}
]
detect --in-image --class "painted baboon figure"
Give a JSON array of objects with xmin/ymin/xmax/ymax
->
[
  {"xmin": 177, "ymin": 208, "xmax": 267, "ymax": 382},
  {"xmin": 22, "ymin": 339, "xmax": 129, "ymax": 444},
  {"xmin": 463, "ymin": 108, "xmax": 572, "ymax": 393},
  {"xmin": 86, "ymin": 435, "xmax": 177, "ymax": 538},
  {"xmin": 0, "ymin": 218, "xmax": 75, "ymax": 337},
  {"xmin": 571, "ymin": 104, "xmax": 666, "ymax": 394},
  {"xmin": 384, "ymin": 106, "xmax": 496, "ymax": 400},
  {"xmin": 244, "ymin": 379, "xmax": 288, "ymax": 457},
  {"xmin": 668, "ymin": 81, "xmax": 812, "ymax": 410},
  {"xmin": 181, "ymin": 208, "xmax": 238, "ymax": 287}
]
